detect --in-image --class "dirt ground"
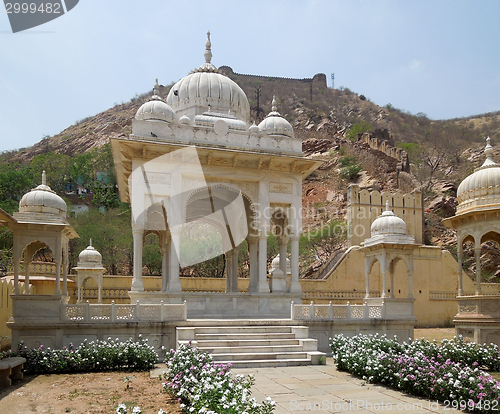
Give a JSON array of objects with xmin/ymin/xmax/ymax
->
[
  {"xmin": 0, "ymin": 328, "xmax": 457, "ymax": 413},
  {"xmin": 0, "ymin": 369, "xmax": 182, "ymax": 414}
]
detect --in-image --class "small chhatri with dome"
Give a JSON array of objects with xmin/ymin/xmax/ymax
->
[{"xmin": 445, "ymin": 137, "xmax": 500, "ymax": 346}]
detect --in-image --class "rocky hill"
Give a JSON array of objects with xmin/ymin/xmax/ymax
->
[{"xmin": 3, "ymin": 70, "xmax": 500, "ymax": 281}]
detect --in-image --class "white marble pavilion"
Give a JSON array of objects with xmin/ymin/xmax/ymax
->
[{"xmin": 110, "ymin": 32, "xmax": 322, "ymax": 317}]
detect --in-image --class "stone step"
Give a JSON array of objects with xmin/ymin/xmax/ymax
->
[
  {"xmin": 199, "ymin": 344, "xmax": 305, "ymax": 354},
  {"xmin": 212, "ymin": 351, "xmax": 309, "ymax": 361},
  {"xmin": 190, "ymin": 339, "xmax": 300, "ymax": 347},
  {"xmin": 193, "ymin": 326, "xmax": 295, "ymax": 334},
  {"xmin": 194, "ymin": 332, "xmax": 296, "ymax": 341},
  {"xmin": 219, "ymin": 358, "xmax": 313, "ymax": 368}
]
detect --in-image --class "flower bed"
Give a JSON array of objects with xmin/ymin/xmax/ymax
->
[
  {"xmin": 330, "ymin": 334, "xmax": 500, "ymax": 412},
  {"xmin": 163, "ymin": 343, "xmax": 276, "ymax": 414},
  {"xmin": 12, "ymin": 336, "xmax": 157, "ymax": 374}
]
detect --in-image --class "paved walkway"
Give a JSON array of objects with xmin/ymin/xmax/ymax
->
[{"xmin": 231, "ymin": 360, "xmax": 463, "ymax": 414}]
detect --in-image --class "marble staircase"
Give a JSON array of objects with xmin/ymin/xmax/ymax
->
[{"xmin": 176, "ymin": 325, "xmax": 326, "ymax": 368}]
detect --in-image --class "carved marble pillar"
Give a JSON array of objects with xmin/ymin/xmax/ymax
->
[
  {"xmin": 289, "ymin": 236, "xmax": 301, "ymax": 293},
  {"xmin": 407, "ymin": 255, "xmax": 414, "ymax": 299},
  {"xmin": 167, "ymin": 229, "xmax": 182, "ymax": 292},
  {"xmin": 24, "ymin": 245, "xmax": 31, "ymax": 295},
  {"xmin": 54, "ymin": 238, "xmax": 62, "ymax": 295},
  {"xmin": 247, "ymin": 237, "xmax": 258, "ymax": 293},
  {"xmin": 161, "ymin": 233, "xmax": 169, "ymax": 293},
  {"xmin": 13, "ymin": 236, "xmax": 20, "ymax": 295},
  {"xmin": 131, "ymin": 228, "xmax": 144, "ymax": 292},
  {"xmin": 381, "ymin": 250, "xmax": 387, "ymax": 298},
  {"xmin": 457, "ymin": 244, "xmax": 463, "ymax": 296},
  {"xmin": 364, "ymin": 258, "xmax": 370, "ymax": 299},
  {"xmin": 225, "ymin": 251, "xmax": 233, "ymax": 293},
  {"xmin": 62, "ymin": 243, "xmax": 69, "ymax": 297},
  {"xmin": 232, "ymin": 246, "xmax": 239, "ymax": 293},
  {"xmin": 257, "ymin": 236, "xmax": 270, "ymax": 293},
  {"xmin": 475, "ymin": 244, "xmax": 482, "ymax": 295}
]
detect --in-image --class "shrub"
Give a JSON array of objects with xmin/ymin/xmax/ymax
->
[
  {"xmin": 345, "ymin": 120, "xmax": 372, "ymax": 141},
  {"xmin": 163, "ymin": 343, "xmax": 276, "ymax": 413},
  {"xmin": 13, "ymin": 336, "xmax": 157, "ymax": 374},
  {"xmin": 330, "ymin": 333, "xmax": 500, "ymax": 412}
]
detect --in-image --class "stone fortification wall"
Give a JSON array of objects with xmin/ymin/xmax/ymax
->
[
  {"xmin": 347, "ymin": 184, "xmax": 423, "ymax": 247},
  {"xmin": 219, "ymin": 66, "xmax": 327, "ymax": 89},
  {"xmin": 359, "ymin": 132, "xmax": 410, "ymax": 173}
]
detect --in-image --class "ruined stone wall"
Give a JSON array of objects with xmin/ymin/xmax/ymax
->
[
  {"xmin": 347, "ymin": 184, "xmax": 423, "ymax": 247},
  {"xmin": 360, "ymin": 132, "xmax": 410, "ymax": 173}
]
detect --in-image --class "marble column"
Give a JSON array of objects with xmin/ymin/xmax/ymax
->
[
  {"xmin": 289, "ymin": 236, "xmax": 301, "ymax": 293},
  {"xmin": 167, "ymin": 229, "xmax": 182, "ymax": 292},
  {"xmin": 54, "ymin": 260, "xmax": 61, "ymax": 295},
  {"xmin": 257, "ymin": 236, "xmax": 270, "ymax": 293},
  {"xmin": 407, "ymin": 255, "xmax": 414, "ymax": 299},
  {"xmin": 161, "ymin": 234, "xmax": 169, "ymax": 293},
  {"xmin": 24, "ymin": 245, "xmax": 31, "ymax": 295},
  {"xmin": 247, "ymin": 237, "xmax": 258, "ymax": 293},
  {"xmin": 457, "ymin": 244, "xmax": 463, "ymax": 296},
  {"xmin": 232, "ymin": 246, "xmax": 239, "ymax": 293},
  {"xmin": 381, "ymin": 251, "xmax": 387, "ymax": 298},
  {"xmin": 62, "ymin": 244, "xmax": 69, "ymax": 297},
  {"xmin": 13, "ymin": 238, "xmax": 20, "ymax": 295},
  {"xmin": 279, "ymin": 237, "xmax": 287, "ymax": 274},
  {"xmin": 475, "ymin": 244, "xmax": 482, "ymax": 295},
  {"xmin": 225, "ymin": 251, "xmax": 233, "ymax": 293},
  {"xmin": 131, "ymin": 228, "xmax": 144, "ymax": 292},
  {"xmin": 364, "ymin": 258, "xmax": 370, "ymax": 299}
]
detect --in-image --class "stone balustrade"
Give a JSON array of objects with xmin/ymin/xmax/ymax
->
[
  {"xmin": 62, "ymin": 301, "xmax": 187, "ymax": 323},
  {"xmin": 291, "ymin": 301, "xmax": 384, "ymax": 321}
]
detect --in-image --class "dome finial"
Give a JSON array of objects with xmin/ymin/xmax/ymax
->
[
  {"xmin": 272, "ymin": 96, "xmax": 277, "ymax": 112},
  {"xmin": 385, "ymin": 200, "xmax": 390, "ymax": 211},
  {"xmin": 42, "ymin": 171, "xmax": 46, "ymax": 186},
  {"xmin": 153, "ymin": 78, "xmax": 160, "ymax": 96},
  {"xmin": 204, "ymin": 30, "xmax": 212, "ymax": 64},
  {"xmin": 89, "ymin": 238, "xmax": 92, "ymax": 247}
]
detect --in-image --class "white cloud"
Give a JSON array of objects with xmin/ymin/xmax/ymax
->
[{"xmin": 409, "ymin": 59, "xmax": 422, "ymax": 70}]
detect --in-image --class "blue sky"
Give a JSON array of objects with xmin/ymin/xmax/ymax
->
[{"xmin": 1, "ymin": 0, "xmax": 499, "ymax": 152}]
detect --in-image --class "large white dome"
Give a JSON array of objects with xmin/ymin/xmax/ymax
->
[
  {"xmin": 19, "ymin": 171, "xmax": 67, "ymax": 218},
  {"xmin": 457, "ymin": 138, "xmax": 500, "ymax": 213},
  {"xmin": 166, "ymin": 32, "xmax": 250, "ymax": 122}
]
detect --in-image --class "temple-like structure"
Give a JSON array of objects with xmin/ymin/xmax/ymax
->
[{"xmin": 110, "ymin": 32, "xmax": 322, "ymax": 317}]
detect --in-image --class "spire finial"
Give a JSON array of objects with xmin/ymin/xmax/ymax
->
[
  {"xmin": 153, "ymin": 78, "xmax": 160, "ymax": 96},
  {"xmin": 89, "ymin": 238, "xmax": 92, "ymax": 247},
  {"xmin": 385, "ymin": 200, "xmax": 390, "ymax": 211},
  {"xmin": 204, "ymin": 30, "xmax": 212, "ymax": 64},
  {"xmin": 272, "ymin": 96, "xmax": 277, "ymax": 112},
  {"xmin": 42, "ymin": 171, "xmax": 46, "ymax": 186}
]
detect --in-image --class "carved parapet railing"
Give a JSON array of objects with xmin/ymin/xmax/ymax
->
[
  {"xmin": 62, "ymin": 301, "xmax": 187, "ymax": 323},
  {"xmin": 291, "ymin": 301, "xmax": 384, "ymax": 321},
  {"xmin": 456, "ymin": 295, "xmax": 500, "ymax": 317}
]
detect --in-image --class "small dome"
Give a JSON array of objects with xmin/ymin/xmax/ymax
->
[
  {"xmin": 77, "ymin": 240, "xmax": 103, "ymax": 268},
  {"xmin": 249, "ymin": 122, "xmax": 260, "ymax": 134},
  {"xmin": 179, "ymin": 114, "xmax": 191, "ymax": 125},
  {"xmin": 270, "ymin": 254, "xmax": 291, "ymax": 273},
  {"xmin": 370, "ymin": 201, "xmax": 407, "ymax": 236},
  {"xmin": 19, "ymin": 171, "xmax": 67, "ymax": 218},
  {"xmin": 135, "ymin": 79, "xmax": 176, "ymax": 123},
  {"xmin": 457, "ymin": 137, "xmax": 500, "ymax": 213},
  {"xmin": 258, "ymin": 96, "xmax": 293, "ymax": 138},
  {"xmin": 166, "ymin": 32, "xmax": 250, "ymax": 122}
]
